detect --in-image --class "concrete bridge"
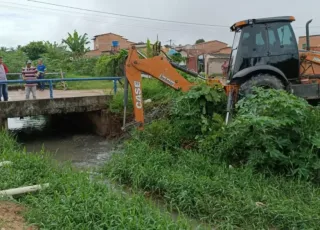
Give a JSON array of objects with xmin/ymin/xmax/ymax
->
[{"xmin": 0, "ymin": 90, "xmax": 119, "ymax": 137}]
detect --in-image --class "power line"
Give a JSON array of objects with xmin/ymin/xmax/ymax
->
[
  {"xmin": 0, "ymin": 0, "xmax": 175, "ymax": 26},
  {"xmin": 27, "ymin": 0, "xmax": 230, "ymax": 28},
  {"xmin": 0, "ymin": 2, "xmax": 220, "ymax": 34},
  {"xmin": 13, "ymin": 1, "xmax": 320, "ymax": 30},
  {"xmin": 0, "ymin": 1, "xmax": 230, "ymax": 34}
]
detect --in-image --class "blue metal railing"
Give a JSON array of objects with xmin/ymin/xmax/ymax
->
[
  {"xmin": 6, "ymin": 72, "xmax": 67, "ymax": 87},
  {"xmin": 0, "ymin": 77, "xmax": 123, "ymax": 99}
]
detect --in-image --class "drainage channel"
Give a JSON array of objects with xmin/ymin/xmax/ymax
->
[{"xmin": 8, "ymin": 115, "xmax": 213, "ymax": 229}]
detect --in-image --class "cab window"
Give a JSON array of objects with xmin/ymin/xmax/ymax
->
[
  {"xmin": 267, "ymin": 22, "xmax": 297, "ymax": 54},
  {"xmin": 238, "ymin": 25, "xmax": 268, "ymax": 58}
]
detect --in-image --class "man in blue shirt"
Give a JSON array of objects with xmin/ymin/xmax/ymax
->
[{"xmin": 37, "ymin": 59, "xmax": 46, "ymax": 91}]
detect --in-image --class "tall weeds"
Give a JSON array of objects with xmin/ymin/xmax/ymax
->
[
  {"xmin": 104, "ymin": 87, "xmax": 320, "ymax": 229},
  {"xmin": 0, "ymin": 132, "xmax": 192, "ymax": 229}
]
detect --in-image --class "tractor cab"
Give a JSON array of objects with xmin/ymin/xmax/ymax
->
[{"xmin": 227, "ymin": 16, "xmax": 300, "ymax": 84}]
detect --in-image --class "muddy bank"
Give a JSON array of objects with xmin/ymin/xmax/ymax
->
[{"xmin": 0, "ymin": 201, "xmax": 36, "ymax": 230}]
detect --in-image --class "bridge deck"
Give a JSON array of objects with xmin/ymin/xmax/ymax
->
[
  {"xmin": 0, "ymin": 89, "xmax": 113, "ymax": 119},
  {"xmin": 6, "ymin": 89, "xmax": 108, "ymax": 101}
]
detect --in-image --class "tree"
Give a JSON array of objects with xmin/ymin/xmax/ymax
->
[
  {"xmin": 21, "ymin": 41, "xmax": 47, "ymax": 60},
  {"xmin": 170, "ymin": 53, "xmax": 186, "ymax": 63},
  {"xmin": 41, "ymin": 41, "xmax": 70, "ymax": 68},
  {"xmin": 146, "ymin": 38, "xmax": 153, "ymax": 58},
  {"xmin": 0, "ymin": 49, "xmax": 28, "ymax": 72},
  {"xmin": 195, "ymin": 39, "xmax": 205, "ymax": 44},
  {"xmin": 43, "ymin": 41, "xmax": 68, "ymax": 58},
  {"xmin": 62, "ymin": 30, "xmax": 90, "ymax": 57},
  {"xmin": 44, "ymin": 41, "xmax": 67, "ymax": 51}
]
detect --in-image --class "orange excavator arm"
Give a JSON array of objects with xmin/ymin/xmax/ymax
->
[{"xmin": 123, "ymin": 46, "xmax": 196, "ymax": 130}]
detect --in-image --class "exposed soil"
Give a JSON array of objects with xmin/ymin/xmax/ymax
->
[{"xmin": 0, "ymin": 202, "xmax": 36, "ymax": 230}]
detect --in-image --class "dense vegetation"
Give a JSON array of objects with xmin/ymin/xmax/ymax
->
[
  {"xmin": 3, "ymin": 31, "xmax": 320, "ymax": 228},
  {"xmin": 0, "ymin": 31, "xmax": 128, "ymax": 79},
  {"xmin": 104, "ymin": 86, "xmax": 320, "ymax": 229},
  {"xmin": 0, "ymin": 131, "xmax": 197, "ymax": 229},
  {"xmin": 1, "ymin": 35, "xmax": 184, "ymax": 81}
]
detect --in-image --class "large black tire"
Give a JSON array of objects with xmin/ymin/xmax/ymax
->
[{"xmin": 239, "ymin": 73, "xmax": 284, "ymax": 97}]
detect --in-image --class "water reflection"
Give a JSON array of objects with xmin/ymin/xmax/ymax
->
[{"xmin": 8, "ymin": 116, "xmax": 47, "ymax": 133}]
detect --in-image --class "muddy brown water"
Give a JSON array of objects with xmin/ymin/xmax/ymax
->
[{"xmin": 8, "ymin": 115, "xmax": 116, "ymax": 168}]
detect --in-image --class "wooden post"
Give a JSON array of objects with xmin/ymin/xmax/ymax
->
[{"xmin": 60, "ymin": 69, "xmax": 67, "ymax": 90}]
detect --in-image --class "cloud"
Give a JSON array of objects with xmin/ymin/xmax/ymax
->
[{"xmin": 0, "ymin": 0, "xmax": 319, "ymax": 48}]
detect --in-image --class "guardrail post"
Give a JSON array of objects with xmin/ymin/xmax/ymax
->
[
  {"xmin": 49, "ymin": 80, "xmax": 53, "ymax": 99},
  {"xmin": 113, "ymin": 80, "xmax": 117, "ymax": 94}
]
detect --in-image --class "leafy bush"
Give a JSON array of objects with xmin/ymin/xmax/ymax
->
[
  {"xmin": 70, "ymin": 57, "xmax": 98, "ymax": 75},
  {"xmin": 95, "ymin": 50, "xmax": 128, "ymax": 76},
  {"xmin": 0, "ymin": 49, "xmax": 28, "ymax": 74},
  {"xmin": 208, "ymin": 88, "xmax": 320, "ymax": 180},
  {"xmin": 171, "ymin": 83, "xmax": 226, "ymax": 136},
  {"xmin": 21, "ymin": 41, "xmax": 47, "ymax": 60},
  {"xmin": 1, "ymin": 41, "xmax": 98, "ymax": 77},
  {"xmin": 40, "ymin": 53, "xmax": 71, "ymax": 73}
]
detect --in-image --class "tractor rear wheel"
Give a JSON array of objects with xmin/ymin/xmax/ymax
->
[{"xmin": 239, "ymin": 73, "xmax": 284, "ymax": 97}]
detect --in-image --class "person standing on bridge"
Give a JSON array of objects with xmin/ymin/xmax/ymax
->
[
  {"xmin": 22, "ymin": 60, "xmax": 38, "ymax": 100},
  {"xmin": 0, "ymin": 56, "xmax": 9, "ymax": 102},
  {"xmin": 37, "ymin": 58, "xmax": 46, "ymax": 91}
]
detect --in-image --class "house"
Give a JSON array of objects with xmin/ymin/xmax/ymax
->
[
  {"xmin": 299, "ymin": 35, "xmax": 320, "ymax": 51},
  {"xmin": 176, "ymin": 40, "xmax": 230, "ymax": 73},
  {"xmin": 217, "ymin": 47, "xmax": 232, "ymax": 54},
  {"xmin": 205, "ymin": 53, "xmax": 230, "ymax": 76},
  {"xmin": 86, "ymin": 33, "xmax": 135, "ymax": 57}
]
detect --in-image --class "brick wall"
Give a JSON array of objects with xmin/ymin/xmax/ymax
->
[
  {"xmin": 94, "ymin": 33, "xmax": 134, "ymax": 52},
  {"xmin": 298, "ymin": 36, "xmax": 320, "ymax": 49},
  {"xmin": 85, "ymin": 49, "xmax": 102, "ymax": 57}
]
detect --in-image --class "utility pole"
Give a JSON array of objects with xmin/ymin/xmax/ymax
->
[{"xmin": 167, "ymin": 39, "xmax": 174, "ymax": 47}]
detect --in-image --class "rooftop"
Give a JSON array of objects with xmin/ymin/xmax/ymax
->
[
  {"xmin": 194, "ymin": 40, "xmax": 228, "ymax": 46},
  {"xmin": 299, "ymin": 34, "xmax": 320, "ymax": 38}
]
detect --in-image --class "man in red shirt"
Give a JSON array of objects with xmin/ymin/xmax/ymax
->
[
  {"xmin": 0, "ymin": 56, "xmax": 9, "ymax": 101},
  {"xmin": 22, "ymin": 60, "xmax": 38, "ymax": 99}
]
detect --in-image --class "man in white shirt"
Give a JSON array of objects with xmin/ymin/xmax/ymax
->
[{"xmin": 0, "ymin": 57, "xmax": 8, "ymax": 101}]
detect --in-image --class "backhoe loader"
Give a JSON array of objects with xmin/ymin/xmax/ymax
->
[
  {"xmin": 123, "ymin": 16, "xmax": 320, "ymax": 129},
  {"xmin": 224, "ymin": 16, "xmax": 320, "ymax": 122}
]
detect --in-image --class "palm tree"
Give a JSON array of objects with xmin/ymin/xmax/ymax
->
[{"xmin": 62, "ymin": 30, "xmax": 90, "ymax": 57}]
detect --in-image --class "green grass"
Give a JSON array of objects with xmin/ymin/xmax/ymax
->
[
  {"xmin": 104, "ymin": 140, "xmax": 320, "ymax": 229},
  {"xmin": 63, "ymin": 74, "xmax": 115, "ymax": 90},
  {"xmin": 0, "ymin": 131, "xmax": 196, "ymax": 230}
]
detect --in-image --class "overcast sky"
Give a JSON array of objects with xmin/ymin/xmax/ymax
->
[{"xmin": 1, "ymin": 0, "xmax": 320, "ymax": 49}]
